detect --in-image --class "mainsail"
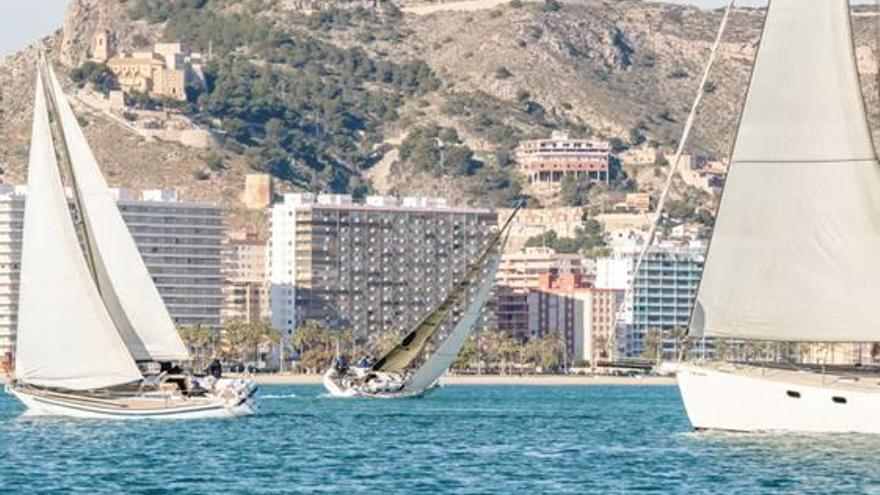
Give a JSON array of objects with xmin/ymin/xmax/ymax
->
[
  {"xmin": 44, "ymin": 64, "xmax": 189, "ymax": 362},
  {"xmin": 14, "ymin": 69, "xmax": 143, "ymax": 390},
  {"xmin": 372, "ymin": 205, "xmax": 521, "ymax": 373},
  {"xmin": 690, "ymin": 0, "xmax": 880, "ymax": 342},
  {"xmin": 402, "ymin": 248, "xmax": 504, "ymax": 392}
]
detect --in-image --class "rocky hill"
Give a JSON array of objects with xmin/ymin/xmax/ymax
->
[{"xmin": 0, "ymin": 0, "xmax": 879, "ymax": 214}]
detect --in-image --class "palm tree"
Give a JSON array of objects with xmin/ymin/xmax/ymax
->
[
  {"xmin": 222, "ymin": 320, "xmax": 282, "ymax": 369},
  {"xmin": 642, "ymin": 329, "xmax": 664, "ymax": 364},
  {"xmin": 178, "ymin": 324, "xmax": 218, "ymax": 370},
  {"xmin": 292, "ymin": 320, "xmax": 335, "ymax": 373}
]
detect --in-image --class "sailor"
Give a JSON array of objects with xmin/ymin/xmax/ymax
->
[
  {"xmin": 207, "ymin": 358, "xmax": 223, "ymax": 379},
  {"xmin": 334, "ymin": 355, "xmax": 348, "ymax": 372}
]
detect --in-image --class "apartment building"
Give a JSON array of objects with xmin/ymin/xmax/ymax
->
[
  {"xmin": 0, "ymin": 187, "xmax": 224, "ymax": 361},
  {"xmin": 222, "ymin": 232, "xmax": 269, "ymax": 325},
  {"xmin": 269, "ymin": 193, "xmax": 497, "ymax": 342},
  {"xmin": 494, "ymin": 246, "xmax": 588, "ymax": 338}
]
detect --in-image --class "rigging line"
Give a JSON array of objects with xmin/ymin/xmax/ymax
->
[{"xmin": 603, "ymin": 0, "xmax": 736, "ymax": 360}]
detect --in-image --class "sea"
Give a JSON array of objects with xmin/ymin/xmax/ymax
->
[{"xmin": 1, "ymin": 384, "xmax": 879, "ymax": 494}]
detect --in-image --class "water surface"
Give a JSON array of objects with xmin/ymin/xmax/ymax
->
[{"xmin": 1, "ymin": 385, "xmax": 878, "ymax": 494}]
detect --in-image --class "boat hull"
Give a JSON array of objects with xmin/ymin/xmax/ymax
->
[
  {"xmin": 322, "ymin": 368, "xmax": 431, "ymax": 399},
  {"xmin": 6, "ymin": 381, "xmax": 258, "ymax": 420},
  {"xmin": 677, "ymin": 363, "xmax": 880, "ymax": 433}
]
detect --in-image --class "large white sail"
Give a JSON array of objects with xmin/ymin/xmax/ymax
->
[
  {"xmin": 14, "ymin": 70, "xmax": 143, "ymax": 390},
  {"xmin": 403, "ymin": 253, "xmax": 502, "ymax": 393},
  {"xmin": 690, "ymin": 0, "xmax": 880, "ymax": 342},
  {"xmin": 44, "ymin": 64, "xmax": 190, "ymax": 362}
]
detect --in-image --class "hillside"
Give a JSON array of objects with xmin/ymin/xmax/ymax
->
[{"xmin": 0, "ymin": 0, "xmax": 879, "ymax": 214}]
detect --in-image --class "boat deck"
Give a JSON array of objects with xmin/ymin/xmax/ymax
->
[{"xmin": 695, "ymin": 361, "xmax": 880, "ymax": 393}]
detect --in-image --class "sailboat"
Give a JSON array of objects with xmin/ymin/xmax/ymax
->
[
  {"xmin": 4, "ymin": 58, "xmax": 256, "ymax": 419},
  {"xmin": 676, "ymin": 0, "xmax": 880, "ymax": 433},
  {"xmin": 323, "ymin": 205, "xmax": 521, "ymax": 398}
]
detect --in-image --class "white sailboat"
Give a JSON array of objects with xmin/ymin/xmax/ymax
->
[
  {"xmin": 677, "ymin": 0, "xmax": 880, "ymax": 433},
  {"xmin": 4, "ymin": 59, "xmax": 256, "ymax": 419},
  {"xmin": 323, "ymin": 205, "xmax": 520, "ymax": 398}
]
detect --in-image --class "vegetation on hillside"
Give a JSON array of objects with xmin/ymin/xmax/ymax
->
[
  {"xmin": 125, "ymin": 0, "xmax": 440, "ymax": 193},
  {"xmin": 524, "ymin": 216, "xmax": 608, "ymax": 256},
  {"xmin": 70, "ymin": 61, "xmax": 117, "ymax": 94}
]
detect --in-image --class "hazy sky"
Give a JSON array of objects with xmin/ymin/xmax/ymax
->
[
  {"xmin": 0, "ymin": 0, "xmax": 69, "ymax": 57},
  {"xmin": 1, "ymin": 0, "xmax": 875, "ymax": 58}
]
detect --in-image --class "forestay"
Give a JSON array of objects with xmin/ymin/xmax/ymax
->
[
  {"xmin": 14, "ymin": 70, "xmax": 143, "ymax": 390},
  {"xmin": 45, "ymin": 65, "xmax": 190, "ymax": 362},
  {"xmin": 690, "ymin": 0, "xmax": 880, "ymax": 342}
]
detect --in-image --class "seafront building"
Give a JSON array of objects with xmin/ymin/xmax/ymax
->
[
  {"xmin": 0, "ymin": 186, "xmax": 224, "ymax": 363},
  {"xmin": 269, "ymin": 193, "xmax": 497, "ymax": 342},
  {"xmin": 597, "ymin": 242, "xmax": 706, "ymax": 359},
  {"xmin": 493, "ymin": 246, "xmax": 588, "ymax": 338},
  {"xmin": 222, "ymin": 232, "xmax": 269, "ymax": 325}
]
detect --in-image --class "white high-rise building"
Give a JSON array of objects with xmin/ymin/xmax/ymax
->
[
  {"xmin": 0, "ymin": 186, "xmax": 224, "ymax": 363},
  {"xmin": 597, "ymin": 241, "xmax": 706, "ymax": 359}
]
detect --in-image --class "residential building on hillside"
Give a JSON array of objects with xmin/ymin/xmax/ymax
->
[
  {"xmin": 269, "ymin": 193, "xmax": 497, "ymax": 344},
  {"xmin": 222, "ymin": 232, "xmax": 269, "ymax": 325},
  {"xmin": 0, "ymin": 186, "xmax": 224, "ymax": 362},
  {"xmin": 516, "ymin": 131, "xmax": 611, "ymax": 187},
  {"xmin": 493, "ymin": 246, "xmax": 588, "ymax": 338},
  {"xmin": 495, "ymin": 206, "xmax": 584, "ymax": 252}
]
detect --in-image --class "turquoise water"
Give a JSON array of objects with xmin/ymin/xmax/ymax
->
[{"xmin": 1, "ymin": 384, "xmax": 879, "ymax": 494}]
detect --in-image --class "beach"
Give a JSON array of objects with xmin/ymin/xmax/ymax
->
[
  {"xmin": 0, "ymin": 373, "xmax": 676, "ymax": 386},
  {"xmin": 241, "ymin": 373, "xmax": 676, "ymax": 386}
]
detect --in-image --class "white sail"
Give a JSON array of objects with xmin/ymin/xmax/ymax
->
[
  {"xmin": 44, "ymin": 64, "xmax": 190, "ymax": 362},
  {"xmin": 403, "ymin": 253, "xmax": 502, "ymax": 393},
  {"xmin": 14, "ymin": 70, "xmax": 143, "ymax": 390},
  {"xmin": 690, "ymin": 0, "xmax": 880, "ymax": 342}
]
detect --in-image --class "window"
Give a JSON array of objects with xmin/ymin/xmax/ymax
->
[
  {"xmin": 786, "ymin": 390, "xmax": 800, "ymax": 399},
  {"xmin": 832, "ymin": 396, "xmax": 847, "ymax": 404}
]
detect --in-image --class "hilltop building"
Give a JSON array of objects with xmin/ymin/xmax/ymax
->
[
  {"xmin": 94, "ymin": 33, "xmax": 205, "ymax": 101},
  {"xmin": 516, "ymin": 131, "xmax": 611, "ymax": 187},
  {"xmin": 269, "ymin": 193, "xmax": 497, "ymax": 343},
  {"xmin": 0, "ymin": 186, "xmax": 224, "ymax": 362},
  {"xmin": 222, "ymin": 232, "xmax": 269, "ymax": 325}
]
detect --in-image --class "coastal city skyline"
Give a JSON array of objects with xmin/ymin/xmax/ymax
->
[{"xmin": 2, "ymin": 1, "xmax": 880, "ymax": 493}]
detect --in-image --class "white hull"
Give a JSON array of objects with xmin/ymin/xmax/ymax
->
[
  {"xmin": 677, "ymin": 363, "xmax": 880, "ymax": 433},
  {"xmin": 322, "ymin": 368, "xmax": 432, "ymax": 399},
  {"xmin": 6, "ymin": 380, "xmax": 257, "ymax": 420}
]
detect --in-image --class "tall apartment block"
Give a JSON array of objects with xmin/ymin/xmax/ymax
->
[
  {"xmin": 222, "ymin": 232, "xmax": 269, "ymax": 324},
  {"xmin": 597, "ymin": 242, "xmax": 705, "ymax": 358},
  {"xmin": 118, "ymin": 189, "xmax": 224, "ymax": 329},
  {"xmin": 0, "ymin": 186, "xmax": 224, "ymax": 362},
  {"xmin": 269, "ymin": 193, "xmax": 497, "ymax": 341}
]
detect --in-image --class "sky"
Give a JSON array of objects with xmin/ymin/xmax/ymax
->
[
  {"xmin": 0, "ymin": 0, "xmax": 875, "ymax": 58},
  {"xmin": 0, "ymin": 0, "xmax": 69, "ymax": 57}
]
